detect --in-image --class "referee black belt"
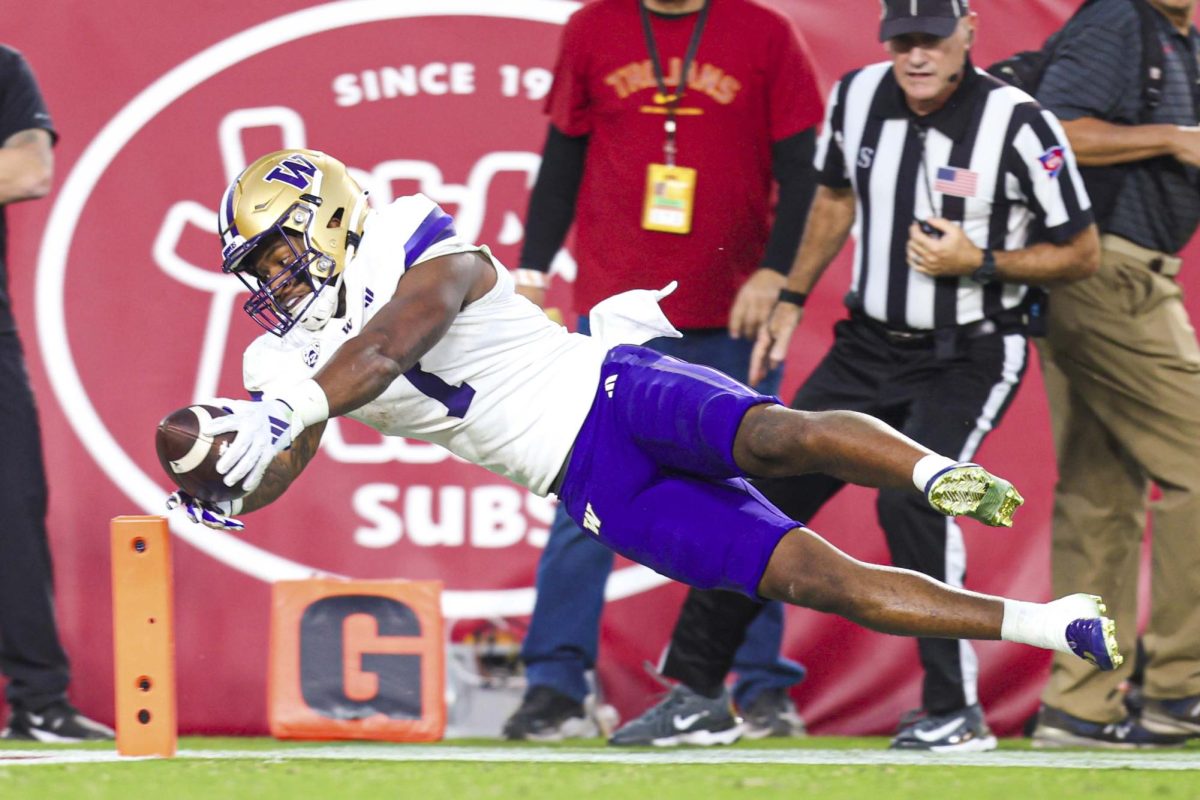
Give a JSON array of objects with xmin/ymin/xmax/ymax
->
[{"xmin": 852, "ymin": 311, "xmax": 1026, "ymax": 349}]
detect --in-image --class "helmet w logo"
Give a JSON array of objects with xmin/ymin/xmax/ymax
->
[{"xmin": 264, "ymin": 154, "xmax": 319, "ymax": 189}]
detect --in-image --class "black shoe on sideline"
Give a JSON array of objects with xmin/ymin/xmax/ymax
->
[
  {"xmin": 889, "ymin": 704, "xmax": 997, "ymax": 753},
  {"xmin": 740, "ymin": 688, "xmax": 806, "ymax": 739},
  {"xmin": 2, "ymin": 702, "xmax": 115, "ymax": 743},
  {"xmin": 501, "ymin": 685, "xmax": 596, "ymax": 741},
  {"xmin": 1141, "ymin": 694, "xmax": 1200, "ymax": 737},
  {"xmin": 1031, "ymin": 704, "xmax": 1188, "ymax": 749},
  {"xmin": 608, "ymin": 684, "xmax": 742, "ymax": 747}
]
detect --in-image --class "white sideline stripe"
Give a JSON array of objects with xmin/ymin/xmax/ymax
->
[{"xmin": 3, "ymin": 747, "xmax": 1200, "ymax": 770}]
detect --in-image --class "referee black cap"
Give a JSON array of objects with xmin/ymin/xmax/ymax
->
[{"xmin": 879, "ymin": 0, "xmax": 970, "ymax": 42}]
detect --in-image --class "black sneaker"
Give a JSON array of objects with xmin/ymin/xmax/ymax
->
[
  {"xmin": 889, "ymin": 704, "xmax": 997, "ymax": 753},
  {"xmin": 739, "ymin": 688, "xmax": 806, "ymax": 739},
  {"xmin": 1031, "ymin": 704, "xmax": 1188, "ymax": 749},
  {"xmin": 1140, "ymin": 694, "xmax": 1200, "ymax": 737},
  {"xmin": 2, "ymin": 702, "xmax": 114, "ymax": 743},
  {"xmin": 501, "ymin": 685, "xmax": 596, "ymax": 741},
  {"xmin": 608, "ymin": 684, "xmax": 742, "ymax": 747}
]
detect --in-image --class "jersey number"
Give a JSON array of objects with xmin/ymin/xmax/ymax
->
[{"xmin": 404, "ymin": 363, "xmax": 475, "ymax": 418}]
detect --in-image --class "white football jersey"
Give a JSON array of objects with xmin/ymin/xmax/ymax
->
[{"xmin": 242, "ymin": 194, "xmax": 608, "ymax": 495}]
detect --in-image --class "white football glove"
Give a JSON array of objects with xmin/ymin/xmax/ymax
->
[
  {"xmin": 203, "ymin": 397, "xmax": 305, "ymax": 494},
  {"xmin": 166, "ymin": 490, "xmax": 244, "ymax": 531}
]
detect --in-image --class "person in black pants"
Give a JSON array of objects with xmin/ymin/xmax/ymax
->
[
  {"xmin": 609, "ymin": 0, "xmax": 1099, "ymax": 752},
  {"xmin": 0, "ymin": 44, "xmax": 113, "ymax": 742}
]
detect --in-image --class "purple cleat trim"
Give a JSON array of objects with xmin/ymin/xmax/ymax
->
[{"xmin": 1066, "ymin": 617, "xmax": 1122, "ymax": 671}]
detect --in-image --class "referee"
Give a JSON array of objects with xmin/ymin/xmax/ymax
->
[
  {"xmin": 756, "ymin": 0, "xmax": 1099, "ymax": 750},
  {"xmin": 610, "ymin": 0, "xmax": 1100, "ymax": 753}
]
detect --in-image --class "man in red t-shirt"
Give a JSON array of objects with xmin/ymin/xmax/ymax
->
[{"xmin": 505, "ymin": 0, "xmax": 824, "ymax": 744}]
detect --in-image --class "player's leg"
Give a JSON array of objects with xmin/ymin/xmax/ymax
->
[
  {"xmin": 757, "ymin": 525, "xmax": 1119, "ymax": 668},
  {"xmin": 732, "ymin": 403, "xmax": 932, "ymax": 488},
  {"xmin": 602, "ymin": 342, "xmax": 933, "ymax": 495},
  {"xmin": 761, "ymin": 526, "xmax": 999, "ymax": 637},
  {"xmin": 732, "ymin": 403, "xmax": 1023, "ymax": 527}
]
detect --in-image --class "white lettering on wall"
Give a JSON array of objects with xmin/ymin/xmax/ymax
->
[
  {"xmin": 333, "ymin": 63, "xmax": 477, "ymax": 106},
  {"xmin": 471, "ymin": 486, "xmax": 527, "ymax": 549},
  {"xmin": 353, "ymin": 483, "xmax": 403, "ymax": 548},
  {"xmin": 406, "ymin": 485, "xmax": 466, "ymax": 547},
  {"xmin": 525, "ymin": 492, "xmax": 555, "ymax": 548},
  {"xmin": 497, "ymin": 65, "xmax": 553, "ymax": 99},
  {"xmin": 351, "ymin": 483, "xmax": 550, "ymax": 550}
]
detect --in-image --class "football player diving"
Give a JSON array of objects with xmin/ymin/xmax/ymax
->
[{"xmin": 169, "ymin": 148, "xmax": 1122, "ymax": 674}]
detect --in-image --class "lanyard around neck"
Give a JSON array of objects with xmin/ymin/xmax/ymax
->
[{"xmin": 638, "ymin": 0, "xmax": 711, "ymax": 166}]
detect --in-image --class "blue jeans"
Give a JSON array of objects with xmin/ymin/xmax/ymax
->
[{"xmin": 521, "ymin": 322, "xmax": 806, "ymax": 706}]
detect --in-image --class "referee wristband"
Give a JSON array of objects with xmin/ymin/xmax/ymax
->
[{"xmin": 777, "ymin": 288, "xmax": 809, "ymax": 307}]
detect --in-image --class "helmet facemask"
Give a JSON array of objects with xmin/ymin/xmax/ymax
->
[{"xmin": 225, "ymin": 203, "xmax": 341, "ymax": 336}]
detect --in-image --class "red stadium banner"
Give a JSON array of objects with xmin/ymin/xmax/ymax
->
[{"xmin": 4, "ymin": 0, "xmax": 1169, "ymax": 738}]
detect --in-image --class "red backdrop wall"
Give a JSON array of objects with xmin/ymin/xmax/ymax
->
[{"xmin": 2, "ymin": 0, "xmax": 1177, "ymax": 736}]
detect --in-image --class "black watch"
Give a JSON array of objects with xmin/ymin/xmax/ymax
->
[{"xmin": 971, "ymin": 248, "xmax": 998, "ymax": 284}]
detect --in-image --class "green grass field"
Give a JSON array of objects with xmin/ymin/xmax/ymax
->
[{"xmin": 3, "ymin": 737, "xmax": 1199, "ymax": 800}]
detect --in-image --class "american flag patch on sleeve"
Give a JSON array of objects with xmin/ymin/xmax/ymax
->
[{"xmin": 934, "ymin": 166, "xmax": 979, "ymax": 198}]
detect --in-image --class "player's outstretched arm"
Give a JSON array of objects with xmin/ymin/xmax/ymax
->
[
  {"xmin": 316, "ymin": 250, "xmax": 496, "ymax": 418},
  {"xmin": 208, "ymin": 250, "xmax": 496, "ymax": 494},
  {"xmin": 239, "ymin": 423, "xmax": 326, "ymax": 513},
  {"xmin": 168, "ymin": 423, "xmax": 326, "ymax": 531}
]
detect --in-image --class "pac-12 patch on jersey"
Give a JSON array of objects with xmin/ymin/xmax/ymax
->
[{"xmin": 1038, "ymin": 146, "xmax": 1065, "ymax": 178}]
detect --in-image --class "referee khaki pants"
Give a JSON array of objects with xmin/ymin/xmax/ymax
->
[{"xmin": 1039, "ymin": 234, "xmax": 1200, "ymax": 723}]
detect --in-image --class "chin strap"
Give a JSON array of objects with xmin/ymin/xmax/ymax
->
[{"xmin": 299, "ymin": 273, "xmax": 344, "ymax": 331}]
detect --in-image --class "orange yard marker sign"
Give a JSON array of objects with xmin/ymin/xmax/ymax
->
[
  {"xmin": 269, "ymin": 579, "xmax": 445, "ymax": 741},
  {"xmin": 110, "ymin": 516, "xmax": 177, "ymax": 757}
]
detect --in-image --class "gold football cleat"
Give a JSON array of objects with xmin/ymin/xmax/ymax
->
[{"xmin": 927, "ymin": 465, "xmax": 1025, "ymax": 527}]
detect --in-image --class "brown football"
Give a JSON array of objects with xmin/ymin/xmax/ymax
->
[{"xmin": 155, "ymin": 404, "xmax": 244, "ymax": 503}]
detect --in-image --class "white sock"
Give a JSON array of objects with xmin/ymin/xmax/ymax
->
[
  {"xmin": 1001, "ymin": 595, "xmax": 1099, "ymax": 655},
  {"xmin": 912, "ymin": 454, "xmax": 957, "ymax": 493}
]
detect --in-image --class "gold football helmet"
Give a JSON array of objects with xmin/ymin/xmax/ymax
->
[{"xmin": 218, "ymin": 149, "xmax": 369, "ymax": 336}]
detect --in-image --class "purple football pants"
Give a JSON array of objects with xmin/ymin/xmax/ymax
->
[{"xmin": 557, "ymin": 345, "xmax": 799, "ymax": 597}]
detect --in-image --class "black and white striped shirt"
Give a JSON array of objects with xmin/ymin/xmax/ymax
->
[{"xmin": 815, "ymin": 61, "xmax": 1093, "ymax": 330}]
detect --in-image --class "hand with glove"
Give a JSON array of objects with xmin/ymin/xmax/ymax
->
[
  {"xmin": 202, "ymin": 379, "xmax": 330, "ymax": 494},
  {"xmin": 166, "ymin": 490, "xmax": 244, "ymax": 531}
]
